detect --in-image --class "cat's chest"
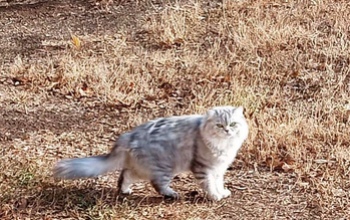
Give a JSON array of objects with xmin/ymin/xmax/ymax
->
[{"xmin": 207, "ymin": 139, "xmax": 233, "ymax": 156}]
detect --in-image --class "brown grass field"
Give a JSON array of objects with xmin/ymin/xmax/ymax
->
[{"xmin": 1, "ymin": 0, "xmax": 350, "ymax": 219}]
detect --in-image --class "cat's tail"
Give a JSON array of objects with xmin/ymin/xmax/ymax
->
[{"xmin": 53, "ymin": 149, "xmax": 126, "ymax": 180}]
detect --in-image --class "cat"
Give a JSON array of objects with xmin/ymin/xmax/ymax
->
[{"xmin": 53, "ymin": 106, "xmax": 249, "ymax": 201}]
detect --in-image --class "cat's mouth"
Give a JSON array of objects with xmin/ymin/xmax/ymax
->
[{"xmin": 218, "ymin": 131, "xmax": 233, "ymax": 137}]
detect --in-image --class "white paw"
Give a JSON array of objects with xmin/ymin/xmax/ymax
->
[
  {"xmin": 121, "ymin": 188, "xmax": 133, "ymax": 195},
  {"xmin": 221, "ymin": 188, "xmax": 231, "ymax": 198},
  {"xmin": 208, "ymin": 193, "xmax": 223, "ymax": 201}
]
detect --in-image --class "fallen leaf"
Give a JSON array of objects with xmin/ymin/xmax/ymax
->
[
  {"xmin": 79, "ymin": 88, "xmax": 87, "ymax": 97},
  {"xmin": 71, "ymin": 34, "xmax": 81, "ymax": 49},
  {"xmin": 282, "ymin": 163, "xmax": 294, "ymax": 172},
  {"xmin": 18, "ymin": 198, "xmax": 28, "ymax": 209}
]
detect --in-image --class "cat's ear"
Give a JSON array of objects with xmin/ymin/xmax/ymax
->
[
  {"xmin": 234, "ymin": 106, "xmax": 244, "ymax": 116},
  {"xmin": 206, "ymin": 109, "xmax": 216, "ymax": 119}
]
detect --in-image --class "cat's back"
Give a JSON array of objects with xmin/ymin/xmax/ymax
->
[
  {"xmin": 140, "ymin": 114, "xmax": 203, "ymax": 137},
  {"xmin": 120, "ymin": 114, "xmax": 203, "ymax": 146}
]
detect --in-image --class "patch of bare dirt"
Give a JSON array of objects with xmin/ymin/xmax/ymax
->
[{"xmin": 0, "ymin": 0, "xmax": 156, "ymax": 64}]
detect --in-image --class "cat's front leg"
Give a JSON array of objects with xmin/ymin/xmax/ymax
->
[
  {"xmin": 194, "ymin": 171, "xmax": 223, "ymax": 201},
  {"xmin": 207, "ymin": 173, "xmax": 226, "ymax": 201},
  {"xmin": 215, "ymin": 172, "xmax": 231, "ymax": 198},
  {"xmin": 215, "ymin": 165, "xmax": 232, "ymax": 198}
]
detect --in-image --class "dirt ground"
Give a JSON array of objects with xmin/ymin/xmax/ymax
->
[{"xmin": 1, "ymin": 0, "xmax": 350, "ymax": 219}]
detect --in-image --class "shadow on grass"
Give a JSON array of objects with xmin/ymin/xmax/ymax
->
[{"xmin": 1, "ymin": 180, "xmax": 210, "ymax": 217}]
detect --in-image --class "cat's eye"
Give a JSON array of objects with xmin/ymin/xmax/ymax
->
[
  {"xmin": 230, "ymin": 122, "xmax": 237, "ymax": 127},
  {"xmin": 216, "ymin": 124, "xmax": 224, "ymax": 128}
]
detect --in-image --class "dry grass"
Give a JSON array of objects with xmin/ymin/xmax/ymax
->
[{"xmin": 1, "ymin": 0, "xmax": 350, "ymax": 219}]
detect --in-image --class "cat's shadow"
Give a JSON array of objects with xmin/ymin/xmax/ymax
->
[{"xmin": 12, "ymin": 181, "xmax": 209, "ymax": 213}]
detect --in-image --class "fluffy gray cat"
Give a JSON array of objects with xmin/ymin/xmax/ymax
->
[{"xmin": 53, "ymin": 106, "xmax": 249, "ymax": 201}]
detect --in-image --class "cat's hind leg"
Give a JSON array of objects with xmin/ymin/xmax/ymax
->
[
  {"xmin": 117, "ymin": 169, "xmax": 139, "ymax": 195},
  {"xmin": 150, "ymin": 173, "xmax": 179, "ymax": 199}
]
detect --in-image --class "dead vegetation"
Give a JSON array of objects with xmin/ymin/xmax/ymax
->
[{"xmin": 1, "ymin": 0, "xmax": 350, "ymax": 219}]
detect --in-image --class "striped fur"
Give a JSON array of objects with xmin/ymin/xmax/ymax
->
[{"xmin": 53, "ymin": 106, "xmax": 249, "ymax": 201}]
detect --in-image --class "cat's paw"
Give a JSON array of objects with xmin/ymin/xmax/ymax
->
[
  {"xmin": 120, "ymin": 188, "xmax": 133, "ymax": 195},
  {"xmin": 207, "ymin": 193, "xmax": 223, "ymax": 201},
  {"xmin": 161, "ymin": 188, "xmax": 180, "ymax": 200},
  {"xmin": 164, "ymin": 192, "xmax": 180, "ymax": 200},
  {"xmin": 220, "ymin": 188, "xmax": 231, "ymax": 198}
]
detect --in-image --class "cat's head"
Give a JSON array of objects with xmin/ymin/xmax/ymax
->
[{"xmin": 201, "ymin": 106, "xmax": 248, "ymax": 139}]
